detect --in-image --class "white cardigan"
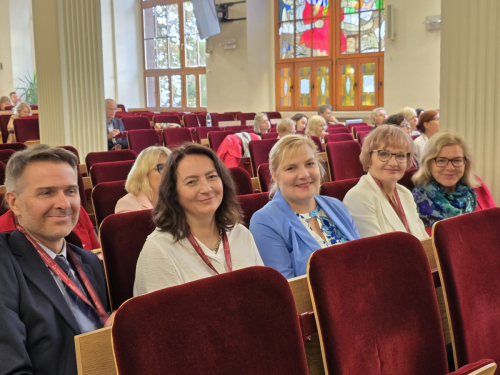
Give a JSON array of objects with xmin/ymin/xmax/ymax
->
[
  {"xmin": 343, "ymin": 173, "xmax": 429, "ymax": 240},
  {"xmin": 413, "ymin": 133, "xmax": 429, "ymax": 163}
]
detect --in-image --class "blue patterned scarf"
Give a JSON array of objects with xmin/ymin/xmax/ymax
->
[{"xmin": 412, "ymin": 180, "xmax": 477, "ymax": 228}]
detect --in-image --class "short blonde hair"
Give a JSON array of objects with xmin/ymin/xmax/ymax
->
[
  {"xmin": 305, "ymin": 115, "xmax": 325, "ymax": 137},
  {"xmin": 0, "ymin": 96, "xmax": 11, "ymax": 109},
  {"xmin": 125, "ymin": 146, "xmax": 171, "ymax": 201},
  {"xmin": 276, "ymin": 118, "xmax": 295, "ymax": 134},
  {"xmin": 412, "ymin": 130, "xmax": 480, "ymax": 188},
  {"xmin": 360, "ymin": 125, "xmax": 414, "ymax": 171},
  {"xmin": 16, "ymin": 103, "xmax": 31, "ymax": 116},
  {"xmin": 399, "ymin": 107, "xmax": 417, "ymax": 122},
  {"xmin": 253, "ymin": 112, "xmax": 268, "ymax": 133},
  {"xmin": 268, "ymin": 134, "xmax": 325, "ymax": 196},
  {"xmin": 369, "ymin": 107, "xmax": 385, "ymax": 125}
]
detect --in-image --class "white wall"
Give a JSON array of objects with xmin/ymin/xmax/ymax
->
[
  {"xmin": 384, "ymin": 0, "xmax": 441, "ymax": 115},
  {"xmin": 0, "ymin": 0, "xmax": 14, "ymax": 96}
]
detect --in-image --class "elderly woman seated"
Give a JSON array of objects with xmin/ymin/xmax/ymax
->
[
  {"xmin": 276, "ymin": 118, "xmax": 296, "ymax": 139},
  {"xmin": 7, "ymin": 103, "xmax": 31, "ymax": 143},
  {"xmin": 115, "ymin": 146, "xmax": 171, "ymax": 213},
  {"xmin": 399, "ymin": 107, "xmax": 420, "ymax": 136},
  {"xmin": 411, "ymin": 130, "xmax": 495, "ymax": 231},
  {"xmin": 414, "ymin": 110, "xmax": 440, "ymax": 162},
  {"xmin": 369, "ymin": 107, "xmax": 387, "ymax": 128},
  {"xmin": 343, "ymin": 125, "xmax": 428, "ymax": 240},
  {"xmin": 250, "ymin": 135, "xmax": 360, "ymax": 279},
  {"xmin": 305, "ymin": 115, "xmax": 327, "ymax": 142},
  {"xmin": 253, "ymin": 112, "xmax": 271, "ymax": 136}
]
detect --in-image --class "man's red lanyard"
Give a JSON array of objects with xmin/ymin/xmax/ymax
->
[
  {"xmin": 373, "ymin": 178, "xmax": 410, "ymax": 233},
  {"xmin": 187, "ymin": 231, "xmax": 232, "ymax": 275},
  {"xmin": 16, "ymin": 224, "xmax": 108, "ymax": 323}
]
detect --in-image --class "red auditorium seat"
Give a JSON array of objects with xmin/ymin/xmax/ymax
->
[
  {"xmin": 89, "ymin": 160, "xmax": 135, "ymax": 186},
  {"xmin": 0, "ymin": 161, "xmax": 5, "ymax": 184},
  {"xmin": 91, "ymin": 180, "xmax": 128, "ymax": 228},
  {"xmin": 229, "ymin": 167, "xmax": 254, "ymax": 195},
  {"xmin": 357, "ymin": 130, "xmax": 371, "ymax": 145},
  {"xmin": 77, "ymin": 170, "xmax": 88, "ymax": 213},
  {"xmin": 326, "ymin": 141, "xmax": 364, "ymax": 181},
  {"xmin": 399, "ymin": 168, "xmax": 418, "ymax": 191},
  {"xmin": 127, "ymin": 129, "xmax": 162, "ymax": 154},
  {"xmin": 0, "ymin": 115, "xmax": 11, "ymax": 143},
  {"xmin": 0, "ymin": 149, "xmax": 16, "ymax": 165},
  {"xmin": 195, "ymin": 114, "xmax": 207, "ymax": 127},
  {"xmin": 257, "ymin": 163, "xmax": 271, "ymax": 193},
  {"xmin": 100, "ymin": 209, "xmax": 155, "ymax": 310},
  {"xmin": 14, "ymin": 117, "xmax": 39, "ymax": 143},
  {"xmin": 58, "ymin": 145, "xmax": 80, "ymax": 163},
  {"xmin": 319, "ymin": 178, "xmax": 360, "ymax": 201},
  {"xmin": 121, "ymin": 116, "xmax": 151, "ymax": 131},
  {"xmin": 195, "ymin": 126, "xmax": 221, "ymax": 143},
  {"xmin": 237, "ymin": 192, "xmax": 269, "ymax": 228},
  {"xmin": 211, "ymin": 113, "xmax": 235, "ymax": 127},
  {"xmin": 249, "ymin": 139, "xmax": 278, "ymax": 177},
  {"xmin": 262, "ymin": 132, "xmax": 279, "ymax": 140},
  {"xmin": 327, "ymin": 124, "xmax": 346, "ymax": 129},
  {"xmin": 265, "ymin": 111, "xmax": 282, "ymax": 120},
  {"xmin": 117, "ymin": 104, "xmax": 126, "ymax": 112},
  {"xmin": 433, "ymin": 209, "xmax": 500, "ymax": 373},
  {"xmin": 223, "ymin": 125, "xmax": 253, "ymax": 133},
  {"xmin": 309, "ymin": 232, "xmax": 496, "ymax": 375},
  {"xmin": 347, "ymin": 121, "xmax": 368, "ymax": 131},
  {"xmin": 183, "ymin": 114, "xmax": 199, "ymax": 128},
  {"xmin": 112, "ymin": 267, "xmax": 309, "ymax": 375},
  {"xmin": 208, "ymin": 131, "xmax": 235, "ymax": 152},
  {"xmin": 236, "ymin": 112, "xmax": 256, "ymax": 125},
  {"xmin": 224, "ymin": 111, "xmax": 242, "ymax": 119},
  {"xmin": 326, "ymin": 127, "xmax": 350, "ymax": 135},
  {"xmin": 325, "ymin": 133, "xmax": 354, "ymax": 143},
  {"xmin": 163, "ymin": 127, "xmax": 193, "ymax": 149},
  {"xmin": 310, "ymin": 136, "xmax": 323, "ymax": 152},
  {"xmin": 138, "ymin": 112, "xmax": 155, "ymax": 121},
  {"xmin": 154, "ymin": 114, "xmax": 182, "ymax": 126},
  {"xmin": 352, "ymin": 125, "xmax": 373, "ymax": 138},
  {"xmin": 29, "ymin": 105, "xmax": 38, "ymax": 110},
  {"xmin": 4, "ymin": 106, "xmax": 14, "ymax": 110},
  {"xmin": 0, "ymin": 143, "xmax": 26, "ymax": 151},
  {"xmin": 85, "ymin": 149, "xmax": 137, "ymax": 171}
]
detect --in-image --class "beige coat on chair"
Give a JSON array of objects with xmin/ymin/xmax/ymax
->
[{"xmin": 115, "ymin": 192, "xmax": 153, "ymax": 214}]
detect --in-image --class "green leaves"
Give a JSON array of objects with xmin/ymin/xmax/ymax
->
[{"xmin": 16, "ymin": 71, "xmax": 37, "ymax": 105}]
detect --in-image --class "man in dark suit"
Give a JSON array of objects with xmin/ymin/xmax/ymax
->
[
  {"xmin": 0, "ymin": 145, "xmax": 113, "ymax": 374},
  {"xmin": 106, "ymin": 98, "xmax": 128, "ymax": 150}
]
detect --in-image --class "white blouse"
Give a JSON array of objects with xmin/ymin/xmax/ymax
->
[
  {"xmin": 133, "ymin": 224, "xmax": 264, "ymax": 296},
  {"xmin": 413, "ymin": 133, "xmax": 429, "ymax": 162}
]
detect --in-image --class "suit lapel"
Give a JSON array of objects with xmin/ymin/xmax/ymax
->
[{"xmin": 9, "ymin": 231, "xmax": 81, "ymax": 334}]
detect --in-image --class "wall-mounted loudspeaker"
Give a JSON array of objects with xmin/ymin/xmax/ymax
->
[{"xmin": 386, "ymin": 4, "xmax": 395, "ymax": 40}]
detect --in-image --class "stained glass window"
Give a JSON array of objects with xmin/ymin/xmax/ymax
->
[
  {"xmin": 316, "ymin": 65, "xmax": 330, "ymax": 106},
  {"xmin": 361, "ymin": 62, "xmax": 376, "ymax": 106},
  {"xmin": 341, "ymin": 63, "xmax": 355, "ymax": 106},
  {"xmin": 298, "ymin": 66, "xmax": 311, "ymax": 107},
  {"xmin": 278, "ymin": 67, "xmax": 293, "ymax": 107}
]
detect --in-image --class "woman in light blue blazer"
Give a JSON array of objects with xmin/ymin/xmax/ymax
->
[{"xmin": 250, "ymin": 135, "xmax": 360, "ymax": 279}]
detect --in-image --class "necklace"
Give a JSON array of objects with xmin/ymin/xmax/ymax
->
[{"xmin": 210, "ymin": 230, "xmax": 223, "ymax": 253}]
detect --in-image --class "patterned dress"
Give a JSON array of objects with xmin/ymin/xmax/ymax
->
[{"xmin": 296, "ymin": 206, "xmax": 348, "ymax": 248}]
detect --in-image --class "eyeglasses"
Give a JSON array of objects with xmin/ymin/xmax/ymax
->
[
  {"xmin": 371, "ymin": 149, "xmax": 410, "ymax": 163},
  {"xmin": 433, "ymin": 157, "xmax": 465, "ymax": 168},
  {"xmin": 432, "ymin": 117, "xmax": 440, "ymax": 121},
  {"xmin": 399, "ymin": 120, "xmax": 410, "ymax": 128},
  {"xmin": 285, "ymin": 130, "xmax": 296, "ymax": 134},
  {"xmin": 156, "ymin": 163, "xmax": 165, "ymax": 174}
]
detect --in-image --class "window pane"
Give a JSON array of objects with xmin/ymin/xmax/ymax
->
[
  {"xmin": 312, "ymin": 17, "xmax": 329, "ymax": 56},
  {"xmin": 278, "ymin": 67, "xmax": 292, "ymax": 107},
  {"xmin": 172, "ymin": 75, "xmax": 182, "ymax": 107},
  {"xmin": 146, "ymin": 77, "xmax": 156, "ymax": 108},
  {"xmin": 186, "ymin": 74, "xmax": 197, "ymax": 108},
  {"xmin": 145, "ymin": 39, "xmax": 156, "ymax": 70},
  {"xmin": 360, "ymin": 10, "xmax": 380, "ymax": 53},
  {"xmin": 199, "ymin": 39, "xmax": 207, "ymax": 66},
  {"xmin": 169, "ymin": 36, "xmax": 181, "ymax": 68},
  {"xmin": 295, "ymin": 21, "xmax": 311, "ymax": 58},
  {"xmin": 341, "ymin": 64, "xmax": 355, "ymax": 106},
  {"xmin": 183, "ymin": 1, "xmax": 198, "ymax": 34},
  {"xmin": 340, "ymin": 0, "xmax": 358, "ymax": 14},
  {"xmin": 157, "ymin": 38, "xmax": 168, "ymax": 69},
  {"xmin": 185, "ymin": 35, "xmax": 199, "ymax": 67},
  {"xmin": 199, "ymin": 74, "xmax": 207, "ymax": 108},
  {"xmin": 279, "ymin": 22, "xmax": 294, "ymax": 59},
  {"xmin": 298, "ymin": 66, "xmax": 311, "ymax": 107},
  {"xmin": 166, "ymin": 4, "xmax": 180, "ymax": 36},
  {"xmin": 316, "ymin": 65, "xmax": 330, "ymax": 106},
  {"xmin": 361, "ymin": 62, "xmax": 376, "ymax": 106},
  {"xmin": 341, "ymin": 13, "xmax": 359, "ymax": 54},
  {"xmin": 278, "ymin": 0, "xmax": 294, "ymax": 22},
  {"xmin": 160, "ymin": 76, "xmax": 171, "ymax": 108},
  {"xmin": 156, "ymin": 5, "xmax": 168, "ymax": 37},
  {"xmin": 380, "ymin": 9, "xmax": 385, "ymax": 51},
  {"xmin": 143, "ymin": 8, "xmax": 155, "ymax": 39}
]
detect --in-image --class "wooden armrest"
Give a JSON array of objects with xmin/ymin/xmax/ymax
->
[
  {"xmin": 75, "ymin": 326, "xmax": 117, "ymax": 375},
  {"xmin": 449, "ymin": 361, "xmax": 497, "ymax": 375},
  {"xmin": 91, "ymin": 249, "xmax": 102, "ymax": 254}
]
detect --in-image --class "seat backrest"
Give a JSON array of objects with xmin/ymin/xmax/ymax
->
[
  {"xmin": 154, "ymin": 114, "xmax": 182, "ymax": 125},
  {"xmin": 0, "ymin": 115, "xmax": 11, "ymax": 143},
  {"xmin": 100, "ymin": 209, "xmax": 155, "ymax": 310},
  {"xmin": 0, "ymin": 161, "xmax": 5, "ymax": 184},
  {"xmin": 112, "ymin": 267, "xmax": 308, "ymax": 375},
  {"xmin": 208, "ymin": 131, "xmax": 235, "ymax": 152},
  {"xmin": 237, "ymin": 192, "xmax": 269, "ymax": 228},
  {"xmin": 262, "ymin": 132, "xmax": 279, "ymax": 140},
  {"xmin": 58, "ymin": 145, "xmax": 80, "ymax": 164},
  {"xmin": 399, "ymin": 168, "xmax": 418, "ymax": 191},
  {"xmin": 91, "ymin": 180, "xmax": 128, "ymax": 228},
  {"xmin": 229, "ymin": 167, "xmax": 254, "ymax": 195},
  {"xmin": 308, "ymin": 232, "xmax": 448, "ymax": 375},
  {"xmin": 357, "ymin": 130, "xmax": 371, "ymax": 145},
  {"xmin": 310, "ymin": 136, "xmax": 323, "ymax": 152},
  {"xmin": 195, "ymin": 126, "xmax": 221, "ymax": 142},
  {"xmin": 236, "ymin": 112, "xmax": 257, "ymax": 124},
  {"xmin": 85, "ymin": 149, "xmax": 137, "ymax": 171},
  {"xmin": 183, "ymin": 114, "xmax": 199, "ymax": 128},
  {"xmin": 325, "ymin": 133, "xmax": 354, "ymax": 143},
  {"xmin": 257, "ymin": 163, "xmax": 271, "ymax": 193},
  {"xmin": 90, "ymin": 160, "xmax": 135, "ymax": 186},
  {"xmin": 352, "ymin": 125, "xmax": 373, "ymax": 138},
  {"xmin": 433, "ymin": 208, "xmax": 500, "ymax": 370},
  {"xmin": 327, "ymin": 124, "xmax": 346, "ymax": 129},
  {"xmin": 265, "ymin": 111, "xmax": 282, "ymax": 120},
  {"xmin": 211, "ymin": 113, "xmax": 235, "ymax": 127},
  {"xmin": 223, "ymin": 125, "xmax": 252, "ymax": 133},
  {"xmin": 117, "ymin": 104, "xmax": 126, "ymax": 112},
  {"xmin": 0, "ymin": 149, "xmax": 16, "ymax": 165},
  {"xmin": 195, "ymin": 114, "xmax": 207, "ymax": 127},
  {"xmin": 77, "ymin": 169, "xmax": 87, "ymax": 211},
  {"xmin": 326, "ymin": 127, "xmax": 350, "ymax": 135},
  {"xmin": 121, "ymin": 116, "xmax": 151, "ymax": 131},
  {"xmin": 249, "ymin": 139, "xmax": 278, "ymax": 176},
  {"xmin": 0, "ymin": 142, "xmax": 27, "ymax": 152},
  {"xmin": 347, "ymin": 121, "xmax": 368, "ymax": 131},
  {"xmin": 325, "ymin": 141, "xmax": 364, "ymax": 181},
  {"xmin": 224, "ymin": 112, "xmax": 242, "ymax": 119},
  {"xmin": 319, "ymin": 178, "xmax": 360, "ymax": 201},
  {"xmin": 127, "ymin": 129, "xmax": 162, "ymax": 154},
  {"xmin": 14, "ymin": 117, "xmax": 39, "ymax": 143},
  {"xmin": 162, "ymin": 127, "xmax": 193, "ymax": 149}
]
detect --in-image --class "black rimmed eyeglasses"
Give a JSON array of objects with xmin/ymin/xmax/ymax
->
[
  {"xmin": 371, "ymin": 149, "xmax": 410, "ymax": 163},
  {"xmin": 433, "ymin": 157, "xmax": 465, "ymax": 168},
  {"xmin": 156, "ymin": 163, "xmax": 165, "ymax": 174}
]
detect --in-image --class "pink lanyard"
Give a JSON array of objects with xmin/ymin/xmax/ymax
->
[
  {"xmin": 373, "ymin": 179, "xmax": 410, "ymax": 233},
  {"xmin": 16, "ymin": 225, "xmax": 108, "ymax": 323},
  {"xmin": 187, "ymin": 231, "xmax": 232, "ymax": 275}
]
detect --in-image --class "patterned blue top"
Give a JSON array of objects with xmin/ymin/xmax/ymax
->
[{"xmin": 296, "ymin": 206, "xmax": 349, "ymax": 248}]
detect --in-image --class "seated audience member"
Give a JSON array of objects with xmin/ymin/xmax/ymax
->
[
  {"xmin": 412, "ymin": 130, "xmax": 493, "ymax": 228},
  {"xmin": 305, "ymin": 115, "xmax": 327, "ymax": 141},
  {"xmin": 253, "ymin": 112, "xmax": 271, "ymax": 136},
  {"xmin": 369, "ymin": 107, "xmax": 387, "ymax": 128},
  {"xmin": 250, "ymin": 135, "xmax": 360, "ymax": 279},
  {"xmin": 399, "ymin": 107, "xmax": 420, "ymax": 136},
  {"xmin": 414, "ymin": 110, "xmax": 440, "ymax": 162},
  {"xmin": 383, "ymin": 113, "xmax": 411, "ymax": 135},
  {"xmin": 9, "ymin": 91, "xmax": 22, "ymax": 107},
  {"xmin": 416, "ymin": 108, "xmax": 425, "ymax": 118},
  {"xmin": 217, "ymin": 132, "xmax": 261, "ymax": 168},
  {"xmin": 106, "ymin": 98, "xmax": 128, "ymax": 150},
  {"xmin": 0, "ymin": 96, "xmax": 11, "ymax": 110},
  {"xmin": 115, "ymin": 146, "xmax": 171, "ymax": 213},
  {"xmin": 318, "ymin": 104, "xmax": 339, "ymax": 124},
  {"xmin": 291, "ymin": 113, "xmax": 308, "ymax": 132},
  {"xmin": 133, "ymin": 143, "xmax": 263, "ymax": 295},
  {"xmin": 0, "ymin": 145, "xmax": 112, "ymax": 374},
  {"xmin": 343, "ymin": 126, "xmax": 428, "ymax": 240},
  {"xmin": 276, "ymin": 118, "xmax": 296, "ymax": 139},
  {"xmin": 7, "ymin": 102, "xmax": 31, "ymax": 143}
]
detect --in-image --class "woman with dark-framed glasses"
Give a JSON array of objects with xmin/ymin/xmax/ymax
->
[
  {"xmin": 343, "ymin": 126, "xmax": 429, "ymax": 240},
  {"xmin": 411, "ymin": 130, "xmax": 493, "ymax": 229}
]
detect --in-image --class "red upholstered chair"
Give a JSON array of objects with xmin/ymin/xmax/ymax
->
[
  {"xmin": 183, "ymin": 114, "xmax": 199, "ymax": 128},
  {"xmin": 57, "ymin": 145, "xmax": 80, "ymax": 164},
  {"xmin": 433, "ymin": 208, "xmax": 500, "ymax": 372},
  {"xmin": 121, "ymin": 116, "xmax": 151, "ymax": 131},
  {"xmin": 100, "ymin": 209, "xmax": 155, "ymax": 310},
  {"xmin": 0, "ymin": 161, "xmax": 5, "ymax": 184},
  {"xmin": 229, "ymin": 167, "xmax": 254, "ymax": 195},
  {"xmin": 4, "ymin": 105, "xmax": 14, "ymax": 110},
  {"xmin": 139, "ymin": 112, "xmax": 155, "ymax": 121},
  {"xmin": 208, "ymin": 131, "xmax": 235, "ymax": 152},
  {"xmin": 399, "ymin": 168, "xmax": 418, "ymax": 191},
  {"xmin": 211, "ymin": 113, "xmax": 235, "ymax": 127},
  {"xmin": 412, "ymin": 134, "xmax": 420, "ymax": 140},
  {"xmin": 352, "ymin": 125, "xmax": 373, "ymax": 138},
  {"xmin": 257, "ymin": 163, "xmax": 271, "ymax": 193},
  {"xmin": 223, "ymin": 125, "xmax": 253, "ymax": 133},
  {"xmin": 347, "ymin": 121, "xmax": 368, "ymax": 131},
  {"xmin": 117, "ymin": 104, "xmax": 126, "ymax": 112},
  {"xmin": 249, "ymin": 139, "xmax": 278, "ymax": 177},
  {"xmin": 325, "ymin": 133, "xmax": 354, "ymax": 143},
  {"xmin": 127, "ymin": 129, "xmax": 162, "ymax": 154},
  {"xmin": 236, "ymin": 112, "xmax": 257, "ymax": 124},
  {"xmin": 262, "ymin": 132, "xmax": 279, "ymax": 140},
  {"xmin": 89, "ymin": 160, "xmax": 135, "ymax": 186},
  {"xmin": 195, "ymin": 114, "xmax": 207, "ymax": 127},
  {"xmin": 308, "ymin": 232, "xmax": 496, "ymax": 375},
  {"xmin": 163, "ymin": 127, "xmax": 193, "ymax": 149},
  {"xmin": 91, "ymin": 180, "xmax": 128, "ymax": 228},
  {"xmin": 112, "ymin": 267, "xmax": 309, "ymax": 375},
  {"xmin": 310, "ymin": 136, "xmax": 324, "ymax": 152},
  {"xmin": 357, "ymin": 130, "xmax": 371, "ymax": 145},
  {"xmin": 195, "ymin": 126, "xmax": 220, "ymax": 143},
  {"xmin": 154, "ymin": 114, "xmax": 182, "ymax": 126},
  {"xmin": 14, "ymin": 117, "xmax": 39, "ymax": 143},
  {"xmin": 29, "ymin": 105, "xmax": 38, "ymax": 110},
  {"xmin": 265, "ymin": 111, "xmax": 282, "ymax": 120},
  {"xmin": 326, "ymin": 141, "xmax": 364, "ymax": 181},
  {"xmin": 224, "ymin": 111, "xmax": 242, "ymax": 119},
  {"xmin": 0, "ymin": 149, "xmax": 15, "ymax": 165},
  {"xmin": 0, "ymin": 142, "xmax": 26, "ymax": 151},
  {"xmin": 77, "ymin": 170, "xmax": 88, "ymax": 212},
  {"xmin": 326, "ymin": 127, "xmax": 350, "ymax": 135},
  {"xmin": 85, "ymin": 149, "xmax": 137, "ymax": 171},
  {"xmin": 0, "ymin": 115, "xmax": 11, "ymax": 143},
  {"xmin": 327, "ymin": 124, "xmax": 346, "ymax": 129},
  {"xmin": 237, "ymin": 192, "xmax": 269, "ymax": 228},
  {"xmin": 320, "ymin": 178, "xmax": 360, "ymax": 201}
]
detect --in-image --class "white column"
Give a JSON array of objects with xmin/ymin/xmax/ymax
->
[
  {"xmin": 440, "ymin": 0, "xmax": 500, "ymax": 203},
  {"xmin": 32, "ymin": 0, "xmax": 107, "ymax": 154}
]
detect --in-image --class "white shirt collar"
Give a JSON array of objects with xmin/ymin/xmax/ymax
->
[{"xmin": 38, "ymin": 239, "xmax": 67, "ymax": 260}]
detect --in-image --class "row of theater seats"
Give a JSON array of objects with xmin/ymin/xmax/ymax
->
[{"xmin": 0, "ymin": 115, "xmax": 40, "ymax": 143}]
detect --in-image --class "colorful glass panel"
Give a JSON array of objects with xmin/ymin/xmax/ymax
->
[
  {"xmin": 279, "ymin": 67, "xmax": 292, "ymax": 107},
  {"xmin": 340, "ymin": 13, "xmax": 359, "ymax": 54},
  {"xmin": 279, "ymin": 22, "xmax": 294, "ymax": 59},
  {"xmin": 341, "ymin": 64, "xmax": 355, "ymax": 106},
  {"xmin": 361, "ymin": 62, "xmax": 376, "ymax": 106},
  {"xmin": 298, "ymin": 66, "xmax": 311, "ymax": 107},
  {"xmin": 312, "ymin": 16, "xmax": 330, "ymax": 56},
  {"xmin": 360, "ymin": 11, "xmax": 380, "ymax": 53},
  {"xmin": 278, "ymin": 0, "xmax": 294, "ymax": 22},
  {"xmin": 295, "ymin": 21, "xmax": 311, "ymax": 58},
  {"xmin": 316, "ymin": 65, "xmax": 330, "ymax": 106},
  {"xmin": 159, "ymin": 76, "xmax": 170, "ymax": 108}
]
